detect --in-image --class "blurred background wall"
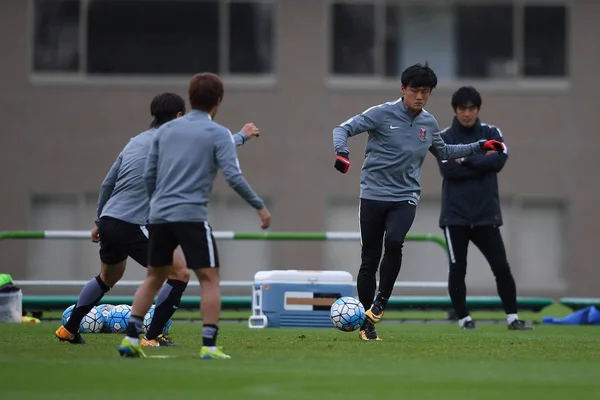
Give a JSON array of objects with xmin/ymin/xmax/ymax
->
[{"xmin": 1, "ymin": 0, "xmax": 598, "ymax": 297}]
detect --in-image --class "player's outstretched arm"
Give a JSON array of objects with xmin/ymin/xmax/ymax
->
[
  {"xmin": 143, "ymin": 136, "xmax": 159, "ymax": 198},
  {"xmin": 332, "ymin": 109, "xmax": 379, "ymax": 173},
  {"xmin": 96, "ymin": 154, "xmax": 122, "ymax": 219},
  {"xmin": 429, "ymin": 129, "xmax": 484, "ymax": 160},
  {"xmin": 215, "ymin": 129, "xmax": 270, "ymax": 229},
  {"xmin": 233, "ymin": 123, "xmax": 260, "ymax": 147}
]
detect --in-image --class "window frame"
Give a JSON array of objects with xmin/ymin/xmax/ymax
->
[
  {"xmin": 27, "ymin": 0, "xmax": 279, "ymax": 88},
  {"xmin": 326, "ymin": 0, "xmax": 571, "ymax": 92}
]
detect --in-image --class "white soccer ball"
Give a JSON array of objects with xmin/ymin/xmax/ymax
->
[
  {"xmin": 142, "ymin": 305, "xmax": 172, "ymax": 335},
  {"xmin": 330, "ymin": 296, "xmax": 366, "ymax": 332},
  {"xmin": 95, "ymin": 304, "xmax": 114, "ymax": 333},
  {"xmin": 142, "ymin": 305, "xmax": 156, "ymax": 334},
  {"xmin": 80, "ymin": 307, "xmax": 104, "ymax": 333}
]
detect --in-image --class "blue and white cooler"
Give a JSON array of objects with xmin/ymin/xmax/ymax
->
[{"xmin": 247, "ymin": 270, "xmax": 354, "ymax": 328}]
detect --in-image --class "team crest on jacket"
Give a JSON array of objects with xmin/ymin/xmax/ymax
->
[{"xmin": 419, "ymin": 128, "xmax": 426, "ymax": 141}]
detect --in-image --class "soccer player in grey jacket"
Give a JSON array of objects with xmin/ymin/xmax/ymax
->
[
  {"xmin": 56, "ymin": 93, "xmax": 260, "ymax": 347},
  {"xmin": 332, "ymin": 63, "xmax": 505, "ymax": 341},
  {"xmin": 119, "ymin": 73, "xmax": 270, "ymax": 359}
]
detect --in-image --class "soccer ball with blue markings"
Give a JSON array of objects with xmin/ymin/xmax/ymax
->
[
  {"xmin": 61, "ymin": 304, "xmax": 75, "ymax": 326},
  {"xmin": 61, "ymin": 304, "xmax": 105, "ymax": 334},
  {"xmin": 330, "ymin": 296, "xmax": 366, "ymax": 332},
  {"xmin": 80, "ymin": 306, "xmax": 104, "ymax": 333},
  {"xmin": 107, "ymin": 304, "xmax": 131, "ymax": 334},
  {"xmin": 142, "ymin": 305, "xmax": 172, "ymax": 335},
  {"xmin": 95, "ymin": 304, "xmax": 114, "ymax": 332}
]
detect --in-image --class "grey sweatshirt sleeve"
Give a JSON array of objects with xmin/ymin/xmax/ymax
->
[
  {"xmin": 333, "ymin": 111, "xmax": 379, "ymax": 155},
  {"xmin": 97, "ymin": 154, "xmax": 122, "ymax": 219},
  {"xmin": 143, "ymin": 136, "xmax": 159, "ymax": 199},
  {"xmin": 233, "ymin": 131, "xmax": 249, "ymax": 147},
  {"xmin": 215, "ymin": 129, "xmax": 264, "ymax": 210},
  {"xmin": 430, "ymin": 130, "xmax": 483, "ymax": 160}
]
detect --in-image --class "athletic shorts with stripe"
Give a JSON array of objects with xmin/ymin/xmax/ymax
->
[
  {"xmin": 148, "ymin": 222, "xmax": 219, "ymax": 269},
  {"xmin": 97, "ymin": 216, "xmax": 150, "ymax": 266}
]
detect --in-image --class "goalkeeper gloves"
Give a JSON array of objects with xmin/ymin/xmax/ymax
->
[
  {"xmin": 479, "ymin": 139, "xmax": 504, "ymax": 154},
  {"xmin": 334, "ymin": 152, "xmax": 350, "ymax": 174}
]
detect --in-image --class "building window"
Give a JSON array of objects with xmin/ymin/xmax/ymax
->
[
  {"xmin": 455, "ymin": 5, "xmax": 514, "ymax": 78},
  {"xmin": 33, "ymin": 0, "xmax": 81, "ymax": 72},
  {"xmin": 331, "ymin": 3, "xmax": 375, "ymax": 75},
  {"xmin": 229, "ymin": 2, "xmax": 274, "ymax": 74},
  {"xmin": 524, "ymin": 5, "xmax": 567, "ymax": 77},
  {"xmin": 32, "ymin": 0, "xmax": 275, "ymax": 77},
  {"xmin": 331, "ymin": 1, "xmax": 568, "ymax": 80}
]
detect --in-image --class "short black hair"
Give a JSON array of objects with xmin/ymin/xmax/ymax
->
[
  {"xmin": 401, "ymin": 62, "xmax": 438, "ymax": 90},
  {"xmin": 149, "ymin": 92, "xmax": 186, "ymax": 128},
  {"xmin": 451, "ymin": 86, "xmax": 482, "ymax": 111}
]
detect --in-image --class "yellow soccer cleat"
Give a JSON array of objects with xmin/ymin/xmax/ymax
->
[
  {"xmin": 359, "ymin": 321, "xmax": 382, "ymax": 341},
  {"xmin": 365, "ymin": 305, "xmax": 384, "ymax": 324},
  {"xmin": 200, "ymin": 346, "xmax": 231, "ymax": 359},
  {"xmin": 118, "ymin": 337, "xmax": 147, "ymax": 358}
]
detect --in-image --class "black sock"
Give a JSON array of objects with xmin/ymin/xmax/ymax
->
[
  {"xmin": 202, "ymin": 324, "xmax": 219, "ymax": 347},
  {"xmin": 374, "ymin": 293, "xmax": 389, "ymax": 310},
  {"xmin": 145, "ymin": 279, "xmax": 187, "ymax": 340},
  {"xmin": 126, "ymin": 315, "xmax": 144, "ymax": 338},
  {"xmin": 65, "ymin": 275, "xmax": 110, "ymax": 333}
]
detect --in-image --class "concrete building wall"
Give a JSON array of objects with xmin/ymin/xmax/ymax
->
[{"xmin": 0, "ymin": 0, "xmax": 596, "ymax": 297}]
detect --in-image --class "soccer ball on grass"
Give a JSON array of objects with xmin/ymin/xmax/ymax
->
[{"xmin": 330, "ymin": 296, "xmax": 366, "ymax": 332}]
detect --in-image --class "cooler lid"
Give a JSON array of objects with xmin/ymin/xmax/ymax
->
[{"xmin": 253, "ymin": 270, "xmax": 353, "ymax": 284}]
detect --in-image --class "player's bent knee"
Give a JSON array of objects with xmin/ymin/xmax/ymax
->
[
  {"xmin": 195, "ymin": 267, "xmax": 219, "ymax": 283},
  {"xmin": 384, "ymin": 240, "xmax": 404, "ymax": 255},
  {"xmin": 168, "ymin": 266, "xmax": 190, "ymax": 283},
  {"xmin": 490, "ymin": 261, "xmax": 512, "ymax": 276},
  {"xmin": 147, "ymin": 266, "xmax": 171, "ymax": 286},
  {"xmin": 169, "ymin": 252, "xmax": 190, "ymax": 282},
  {"xmin": 100, "ymin": 261, "xmax": 126, "ymax": 286}
]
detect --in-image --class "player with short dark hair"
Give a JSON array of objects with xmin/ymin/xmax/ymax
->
[
  {"xmin": 332, "ymin": 63, "xmax": 505, "ymax": 341},
  {"xmin": 437, "ymin": 86, "xmax": 532, "ymax": 330},
  {"xmin": 118, "ymin": 72, "xmax": 270, "ymax": 359},
  {"xmin": 55, "ymin": 92, "xmax": 260, "ymax": 346}
]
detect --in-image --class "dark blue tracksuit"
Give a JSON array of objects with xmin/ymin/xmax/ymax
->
[{"xmin": 437, "ymin": 117, "xmax": 518, "ymax": 320}]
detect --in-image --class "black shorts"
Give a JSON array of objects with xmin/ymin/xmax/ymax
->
[
  {"xmin": 148, "ymin": 222, "xmax": 219, "ymax": 269},
  {"xmin": 97, "ymin": 216, "xmax": 149, "ymax": 266}
]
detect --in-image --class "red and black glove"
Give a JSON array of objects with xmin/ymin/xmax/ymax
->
[
  {"xmin": 479, "ymin": 139, "xmax": 504, "ymax": 154},
  {"xmin": 334, "ymin": 152, "xmax": 350, "ymax": 174}
]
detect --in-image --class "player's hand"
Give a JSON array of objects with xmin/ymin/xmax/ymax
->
[
  {"xmin": 91, "ymin": 226, "xmax": 100, "ymax": 243},
  {"xmin": 258, "ymin": 207, "xmax": 271, "ymax": 230},
  {"xmin": 480, "ymin": 139, "xmax": 504, "ymax": 154},
  {"xmin": 334, "ymin": 152, "xmax": 350, "ymax": 173},
  {"xmin": 241, "ymin": 123, "xmax": 260, "ymax": 140}
]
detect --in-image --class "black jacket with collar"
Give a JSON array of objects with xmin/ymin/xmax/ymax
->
[{"xmin": 437, "ymin": 117, "xmax": 508, "ymax": 228}]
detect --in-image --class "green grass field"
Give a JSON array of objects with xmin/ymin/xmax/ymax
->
[
  {"xmin": 1, "ymin": 314, "xmax": 599, "ymax": 400},
  {"xmin": 29, "ymin": 302, "xmax": 577, "ymax": 323}
]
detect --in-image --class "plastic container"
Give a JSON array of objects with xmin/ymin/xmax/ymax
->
[
  {"xmin": 248, "ymin": 270, "xmax": 355, "ymax": 328},
  {"xmin": 0, "ymin": 290, "xmax": 23, "ymax": 323}
]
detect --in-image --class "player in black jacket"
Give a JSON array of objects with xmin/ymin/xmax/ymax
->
[{"xmin": 437, "ymin": 86, "xmax": 532, "ymax": 331}]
